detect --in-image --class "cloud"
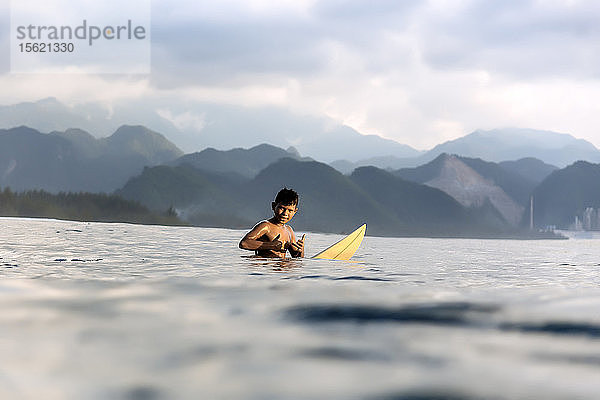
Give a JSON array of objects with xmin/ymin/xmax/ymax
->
[
  {"xmin": 417, "ymin": 0, "xmax": 600, "ymax": 79},
  {"xmin": 2, "ymin": 0, "xmax": 600, "ymax": 151},
  {"xmin": 312, "ymin": 0, "xmax": 419, "ymax": 20},
  {"xmin": 148, "ymin": 11, "xmax": 325, "ymax": 88},
  {"xmin": 156, "ymin": 108, "xmax": 206, "ymax": 132},
  {"xmin": 146, "ymin": 0, "xmax": 600, "ymax": 88},
  {"xmin": 146, "ymin": 0, "xmax": 424, "ymax": 89},
  {"xmin": 0, "ymin": 0, "xmax": 9, "ymax": 74},
  {"xmin": 0, "ymin": 74, "xmax": 151, "ymax": 105}
]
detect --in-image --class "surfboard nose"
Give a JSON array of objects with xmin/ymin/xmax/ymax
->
[{"xmin": 312, "ymin": 224, "xmax": 367, "ymax": 261}]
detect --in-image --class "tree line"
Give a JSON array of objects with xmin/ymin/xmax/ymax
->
[{"xmin": 0, "ymin": 187, "xmax": 184, "ymax": 226}]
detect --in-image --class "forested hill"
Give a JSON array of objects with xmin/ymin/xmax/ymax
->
[
  {"xmin": 524, "ymin": 161, "xmax": 600, "ymax": 229},
  {"xmin": 118, "ymin": 157, "xmax": 516, "ymax": 237},
  {"xmin": 0, "ymin": 125, "xmax": 183, "ymax": 193},
  {"xmin": 0, "ymin": 188, "xmax": 184, "ymax": 226}
]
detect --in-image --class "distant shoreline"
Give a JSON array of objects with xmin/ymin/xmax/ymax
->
[
  {"xmin": 0, "ymin": 215, "xmax": 569, "ymax": 240},
  {"xmin": 0, "ymin": 215, "xmax": 191, "ymax": 228},
  {"xmin": 555, "ymin": 230, "xmax": 600, "ymax": 240},
  {"xmin": 0, "ymin": 188, "xmax": 185, "ymax": 227}
]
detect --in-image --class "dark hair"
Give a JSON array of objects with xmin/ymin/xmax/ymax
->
[{"xmin": 274, "ymin": 187, "xmax": 298, "ymax": 206}]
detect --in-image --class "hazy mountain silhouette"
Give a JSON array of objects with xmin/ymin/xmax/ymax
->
[
  {"xmin": 329, "ymin": 159, "xmax": 358, "ymax": 175},
  {"xmin": 331, "ymin": 155, "xmax": 418, "ymax": 173},
  {"xmin": 525, "ymin": 161, "xmax": 600, "ymax": 229},
  {"xmin": 0, "ymin": 126, "xmax": 79, "ymax": 192},
  {"xmin": 116, "ymin": 165, "xmax": 250, "ymax": 227},
  {"xmin": 331, "ymin": 128, "xmax": 600, "ymax": 172},
  {"xmin": 103, "ymin": 125, "xmax": 183, "ymax": 164},
  {"xmin": 118, "ymin": 157, "xmax": 512, "ymax": 236},
  {"xmin": 0, "ymin": 98, "xmax": 422, "ymax": 160},
  {"xmin": 457, "ymin": 156, "xmax": 535, "ymax": 207},
  {"xmin": 0, "ymin": 125, "xmax": 183, "ymax": 193},
  {"xmin": 0, "ymin": 98, "xmax": 192, "ymax": 151},
  {"xmin": 172, "ymin": 143, "xmax": 305, "ymax": 178},
  {"xmin": 51, "ymin": 128, "xmax": 102, "ymax": 158},
  {"xmin": 349, "ymin": 166, "xmax": 507, "ymax": 234},
  {"xmin": 498, "ymin": 158, "xmax": 558, "ymax": 184},
  {"xmin": 396, "ymin": 154, "xmax": 538, "ymax": 204},
  {"xmin": 245, "ymin": 158, "xmax": 396, "ymax": 235},
  {"xmin": 3, "ymin": 100, "xmax": 597, "ymax": 168},
  {"xmin": 0, "ymin": 98, "xmax": 99, "ymax": 135},
  {"xmin": 420, "ymin": 128, "xmax": 600, "ymax": 167},
  {"xmin": 394, "ymin": 154, "xmax": 533, "ymax": 226}
]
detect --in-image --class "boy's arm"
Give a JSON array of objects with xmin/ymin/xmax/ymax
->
[
  {"xmin": 288, "ymin": 230, "xmax": 305, "ymax": 258},
  {"xmin": 239, "ymin": 222, "xmax": 285, "ymax": 252}
]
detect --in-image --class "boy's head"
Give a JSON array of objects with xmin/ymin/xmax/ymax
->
[
  {"xmin": 271, "ymin": 188, "xmax": 299, "ymax": 224},
  {"xmin": 273, "ymin": 187, "xmax": 298, "ymax": 207}
]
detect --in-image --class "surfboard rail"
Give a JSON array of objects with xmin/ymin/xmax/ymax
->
[{"xmin": 311, "ymin": 224, "xmax": 366, "ymax": 261}]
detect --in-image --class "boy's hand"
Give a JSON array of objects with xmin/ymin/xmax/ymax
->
[
  {"xmin": 289, "ymin": 234, "xmax": 305, "ymax": 254},
  {"xmin": 269, "ymin": 234, "xmax": 285, "ymax": 251}
]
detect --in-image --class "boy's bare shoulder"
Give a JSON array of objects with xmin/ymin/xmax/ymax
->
[
  {"xmin": 253, "ymin": 220, "xmax": 272, "ymax": 229},
  {"xmin": 248, "ymin": 220, "xmax": 274, "ymax": 234}
]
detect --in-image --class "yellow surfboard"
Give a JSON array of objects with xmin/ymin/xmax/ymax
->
[{"xmin": 312, "ymin": 224, "xmax": 367, "ymax": 261}]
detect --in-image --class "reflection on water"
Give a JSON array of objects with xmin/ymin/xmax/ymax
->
[
  {"xmin": 1, "ymin": 217, "xmax": 600, "ymax": 399},
  {"xmin": 243, "ymin": 255, "xmax": 305, "ymax": 272}
]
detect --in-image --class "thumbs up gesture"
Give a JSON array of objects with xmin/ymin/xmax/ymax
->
[
  {"xmin": 269, "ymin": 233, "xmax": 285, "ymax": 251},
  {"xmin": 288, "ymin": 234, "xmax": 305, "ymax": 257}
]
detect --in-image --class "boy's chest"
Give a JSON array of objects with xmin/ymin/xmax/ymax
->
[{"xmin": 265, "ymin": 225, "xmax": 291, "ymax": 242}]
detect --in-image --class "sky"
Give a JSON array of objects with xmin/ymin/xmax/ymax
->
[{"xmin": 1, "ymin": 0, "xmax": 600, "ymax": 150}]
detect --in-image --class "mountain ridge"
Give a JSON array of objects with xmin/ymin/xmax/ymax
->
[
  {"xmin": 0, "ymin": 98, "xmax": 422, "ymax": 161},
  {"xmin": 395, "ymin": 154, "xmax": 532, "ymax": 226},
  {"xmin": 171, "ymin": 143, "xmax": 306, "ymax": 178},
  {"xmin": 0, "ymin": 125, "xmax": 183, "ymax": 193},
  {"xmin": 330, "ymin": 128, "xmax": 599, "ymax": 172},
  {"xmin": 527, "ymin": 161, "xmax": 600, "ymax": 230},
  {"xmin": 3, "ymin": 99, "xmax": 599, "ymax": 167},
  {"xmin": 118, "ymin": 157, "xmax": 514, "ymax": 236},
  {"xmin": 419, "ymin": 128, "xmax": 600, "ymax": 167}
]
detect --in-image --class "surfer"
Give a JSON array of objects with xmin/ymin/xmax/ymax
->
[{"xmin": 239, "ymin": 188, "xmax": 305, "ymax": 258}]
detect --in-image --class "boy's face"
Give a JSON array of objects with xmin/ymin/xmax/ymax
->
[{"xmin": 272, "ymin": 201, "xmax": 298, "ymax": 224}]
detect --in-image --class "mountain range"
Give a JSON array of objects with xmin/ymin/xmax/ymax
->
[
  {"xmin": 395, "ymin": 154, "xmax": 529, "ymax": 226},
  {"xmin": 3, "ymin": 99, "xmax": 599, "ymax": 168},
  {"xmin": 119, "ymin": 150, "xmax": 600, "ymax": 235},
  {"xmin": 113, "ymin": 139, "xmax": 598, "ymax": 234},
  {"xmin": 525, "ymin": 161, "xmax": 600, "ymax": 230},
  {"xmin": 330, "ymin": 128, "xmax": 600, "ymax": 172},
  {"xmin": 0, "ymin": 98, "xmax": 421, "ymax": 162},
  {"xmin": 117, "ymin": 157, "xmax": 510, "ymax": 237},
  {"xmin": 171, "ymin": 143, "xmax": 307, "ymax": 178},
  {"xmin": 422, "ymin": 128, "xmax": 600, "ymax": 167},
  {"xmin": 0, "ymin": 125, "xmax": 182, "ymax": 193},
  {"xmin": 497, "ymin": 158, "xmax": 558, "ymax": 184},
  {"xmin": 1, "ymin": 103, "xmax": 599, "ymax": 235}
]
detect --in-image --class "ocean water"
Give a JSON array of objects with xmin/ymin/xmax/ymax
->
[{"xmin": 1, "ymin": 217, "xmax": 600, "ymax": 400}]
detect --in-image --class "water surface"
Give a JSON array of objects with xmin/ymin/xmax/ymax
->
[{"xmin": 1, "ymin": 217, "xmax": 600, "ymax": 399}]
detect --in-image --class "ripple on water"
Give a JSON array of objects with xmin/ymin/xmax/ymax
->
[
  {"xmin": 284, "ymin": 302, "xmax": 500, "ymax": 326},
  {"xmin": 123, "ymin": 385, "xmax": 163, "ymax": 400},
  {"xmin": 299, "ymin": 346, "xmax": 393, "ymax": 362},
  {"xmin": 332, "ymin": 276, "xmax": 392, "ymax": 282},
  {"xmin": 369, "ymin": 390, "xmax": 486, "ymax": 400},
  {"xmin": 499, "ymin": 321, "xmax": 600, "ymax": 338}
]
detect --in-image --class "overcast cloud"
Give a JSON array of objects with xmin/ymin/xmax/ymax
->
[{"xmin": 2, "ymin": 0, "xmax": 600, "ymax": 149}]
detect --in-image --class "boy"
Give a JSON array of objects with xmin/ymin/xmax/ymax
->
[{"xmin": 239, "ymin": 188, "xmax": 305, "ymax": 258}]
